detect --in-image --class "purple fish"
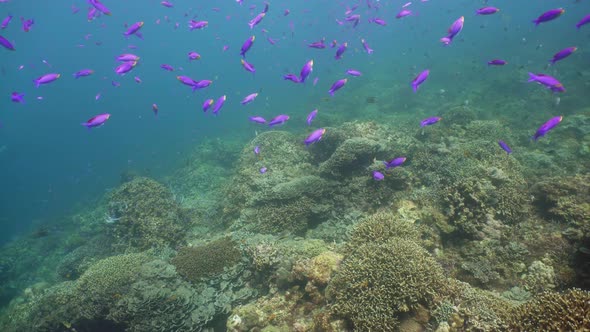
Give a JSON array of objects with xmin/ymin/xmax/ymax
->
[
  {"xmin": 533, "ymin": 116, "xmax": 563, "ymax": 141},
  {"xmin": 115, "ymin": 61, "xmax": 137, "ymax": 75},
  {"xmin": 177, "ymin": 75, "xmax": 198, "ymax": 87},
  {"xmin": 411, "ymin": 70, "xmax": 429, "ymax": 92},
  {"xmin": 161, "ymin": 64, "xmax": 174, "ymax": 71},
  {"xmin": 487, "ymin": 59, "xmax": 507, "ymax": 66},
  {"xmin": 299, "ymin": 60, "xmax": 313, "ymax": 83},
  {"xmin": 576, "ymin": 14, "xmax": 590, "ymax": 29},
  {"xmin": 0, "ymin": 35, "xmax": 15, "ymax": 50},
  {"xmin": 476, "ymin": 7, "xmax": 499, "ymax": 15},
  {"xmin": 240, "ymin": 35, "xmax": 255, "ymax": 57},
  {"xmin": 305, "ymin": 128, "xmax": 326, "ymax": 146},
  {"xmin": 346, "ymin": 69, "xmax": 362, "ymax": 76},
  {"xmin": 124, "ymin": 21, "xmax": 144, "ymax": 38},
  {"xmin": 21, "ymin": 17, "xmax": 34, "ymax": 32},
  {"xmin": 241, "ymin": 93, "xmax": 258, "ymax": 105},
  {"xmin": 549, "ymin": 47, "xmax": 577, "ymax": 64},
  {"xmin": 335, "ymin": 42, "xmax": 347, "ymax": 59},
  {"xmin": 306, "ymin": 109, "xmax": 318, "ymax": 125},
  {"xmin": 73, "ymin": 69, "xmax": 94, "ymax": 78},
  {"xmin": 498, "ymin": 140, "xmax": 512, "ymax": 154},
  {"xmin": 254, "ymin": 145, "xmax": 260, "ymax": 155},
  {"xmin": 161, "ymin": 1, "xmax": 173, "ymax": 7},
  {"xmin": 11, "ymin": 92, "xmax": 24, "ymax": 103},
  {"xmin": 268, "ymin": 114, "xmax": 289, "ymax": 126},
  {"xmin": 527, "ymin": 73, "xmax": 565, "ymax": 93},
  {"xmin": 533, "ymin": 8, "xmax": 564, "ymax": 25},
  {"xmin": 188, "ymin": 20, "xmax": 208, "ymax": 30},
  {"xmin": 383, "ymin": 157, "xmax": 406, "ymax": 169},
  {"xmin": 249, "ymin": 116, "xmax": 266, "ymax": 124},
  {"xmin": 88, "ymin": 0, "xmax": 112, "ymax": 16},
  {"xmin": 241, "ymin": 59, "xmax": 255, "ymax": 73},
  {"xmin": 259, "ymin": 167, "xmax": 267, "ymax": 174},
  {"xmin": 283, "ymin": 74, "xmax": 300, "ymax": 83},
  {"xmin": 420, "ymin": 116, "xmax": 442, "ymax": 127},
  {"xmin": 441, "ymin": 16, "xmax": 464, "ymax": 45},
  {"xmin": 34, "ymin": 73, "xmax": 61, "ymax": 87},
  {"xmin": 81, "ymin": 113, "xmax": 110, "ymax": 129},
  {"xmin": 202, "ymin": 99, "xmax": 214, "ymax": 112},
  {"xmin": 248, "ymin": 12, "xmax": 265, "ymax": 29},
  {"xmin": 396, "ymin": 9, "xmax": 412, "ymax": 19},
  {"xmin": 328, "ymin": 78, "xmax": 347, "ymax": 96},
  {"xmin": 188, "ymin": 51, "xmax": 201, "ymax": 61},
  {"xmin": 192, "ymin": 80, "xmax": 212, "ymax": 91},
  {"xmin": 372, "ymin": 170, "xmax": 385, "ymax": 181},
  {"xmin": 1, "ymin": 15, "xmax": 12, "ymax": 29},
  {"xmin": 308, "ymin": 39, "xmax": 326, "ymax": 49},
  {"xmin": 212, "ymin": 95, "xmax": 226, "ymax": 115},
  {"xmin": 116, "ymin": 53, "xmax": 140, "ymax": 62},
  {"xmin": 370, "ymin": 18, "xmax": 387, "ymax": 26},
  {"xmin": 361, "ymin": 38, "xmax": 373, "ymax": 54}
]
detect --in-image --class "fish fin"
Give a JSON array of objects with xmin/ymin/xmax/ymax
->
[{"xmin": 527, "ymin": 73, "xmax": 536, "ymax": 82}]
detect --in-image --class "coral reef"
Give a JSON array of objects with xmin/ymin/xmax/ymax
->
[{"xmin": 107, "ymin": 177, "xmax": 188, "ymax": 249}]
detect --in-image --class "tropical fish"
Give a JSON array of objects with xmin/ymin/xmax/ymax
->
[
  {"xmin": 160, "ymin": 64, "xmax": 174, "ymax": 71},
  {"xmin": 88, "ymin": 0, "xmax": 112, "ymax": 16},
  {"xmin": 81, "ymin": 113, "xmax": 110, "ymax": 129},
  {"xmin": 115, "ymin": 61, "xmax": 137, "ymax": 75},
  {"xmin": 498, "ymin": 140, "xmax": 512, "ymax": 154},
  {"xmin": 152, "ymin": 103, "xmax": 158, "ymax": 116},
  {"xmin": 411, "ymin": 70, "xmax": 429, "ymax": 92},
  {"xmin": 335, "ymin": 42, "xmax": 348, "ymax": 59},
  {"xmin": 383, "ymin": 157, "xmax": 406, "ymax": 169},
  {"xmin": 202, "ymin": 99, "xmax": 214, "ymax": 112},
  {"xmin": 361, "ymin": 38, "xmax": 373, "ymax": 54},
  {"xmin": 284, "ymin": 74, "xmax": 300, "ymax": 83},
  {"xmin": 527, "ymin": 73, "xmax": 565, "ymax": 92},
  {"xmin": 73, "ymin": 69, "xmax": 94, "ymax": 78},
  {"xmin": 123, "ymin": 21, "xmax": 143, "ymax": 38},
  {"xmin": 306, "ymin": 109, "xmax": 318, "ymax": 125},
  {"xmin": 259, "ymin": 167, "xmax": 267, "ymax": 174},
  {"xmin": 34, "ymin": 73, "xmax": 60, "ymax": 87},
  {"xmin": 241, "ymin": 59, "xmax": 255, "ymax": 73},
  {"xmin": 241, "ymin": 93, "xmax": 258, "ymax": 105},
  {"xmin": 533, "ymin": 116, "xmax": 563, "ymax": 141},
  {"xmin": 346, "ymin": 69, "xmax": 362, "ymax": 76},
  {"xmin": 268, "ymin": 114, "xmax": 289, "ymax": 126},
  {"xmin": 254, "ymin": 145, "xmax": 260, "ymax": 155},
  {"xmin": 116, "ymin": 53, "xmax": 140, "ymax": 62},
  {"xmin": 576, "ymin": 14, "xmax": 590, "ymax": 29},
  {"xmin": 533, "ymin": 8, "xmax": 564, "ymax": 25},
  {"xmin": 299, "ymin": 60, "xmax": 313, "ymax": 83},
  {"xmin": 372, "ymin": 170, "xmax": 384, "ymax": 181},
  {"xmin": 487, "ymin": 59, "xmax": 507, "ymax": 66},
  {"xmin": 441, "ymin": 16, "xmax": 464, "ymax": 45},
  {"xmin": 21, "ymin": 17, "xmax": 34, "ymax": 32},
  {"xmin": 0, "ymin": 35, "xmax": 15, "ymax": 50},
  {"xmin": 328, "ymin": 78, "xmax": 347, "ymax": 96},
  {"xmin": 476, "ymin": 7, "xmax": 499, "ymax": 15},
  {"xmin": 188, "ymin": 20, "xmax": 208, "ymax": 30},
  {"xmin": 192, "ymin": 80, "xmax": 212, "ymax": 91},
  {"xmin": 1, "ymin": 15, "xmax": 13, "ymax": 29},
  {"xmin": 304, "ymin": 128, "xmax": 326, "ymax": 146},
  {"xmin": 212, "ymin": 95, "xmax": 226, "ymax": 114},
  {"xmin": 240, "ymin": 35, "xmax": 255, "ymax": 57},
  {"xmin": 248, "ymin": 12, "xmax": 265, "ymax": 29},
  {"xmin": 396, "ymin": 10, "xmax": 412, "ymax": 19},
  {"xmin": 249, "ymin": 116, "xmax": 266, "ymax": 124},
  {"xmin": 549, "ymin": 47, "xmax": 577, "ymax": 64},
  {"xmin": 177, "ymin": 75, "xmax": 198, "ymax": 87},
  {"xmin": 11, "ymin": 92, "xmax": 24, "ymax": 103},
  {"xmin": 161, "ymin": 1, "xmax": 173, "ymax": 7},
  {"xmin": 188, "ymin": 51, "xmax": 201, "ymax": 61},
  {"xmin": 420, "ymin": 116, "xmax": 442, "ymax": 127},
  {"xmin": 308, "ymin": 39, "xmax": 326, "ymax": 49}
]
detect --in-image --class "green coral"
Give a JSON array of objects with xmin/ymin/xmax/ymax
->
[
  {"xmin": 506, "ymin": 289, "xmax": 590, "ymax": 331},
  {"xmin": 326, "ymin": 238, "xmax": 447, "ymax": 331},
  {"xmin": 318, "ymin": 137, "xmax": 384, "ymax": 178},
  {"xmin": 171, "ymin": 237, "xmax": 243, "ymax": 283},
  {"xmin": 108, "ymin": 177, "xmax": 187, "ymax": 249}
]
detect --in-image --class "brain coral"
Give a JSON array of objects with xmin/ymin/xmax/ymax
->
[{"xmin": 326, "ymin": 238, "xmax": 446, "ymax": 331}]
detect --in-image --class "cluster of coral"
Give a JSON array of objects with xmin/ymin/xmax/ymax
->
[{"xmin": 0, "ymin": 105, "xmax": 589, "ymax": 331}]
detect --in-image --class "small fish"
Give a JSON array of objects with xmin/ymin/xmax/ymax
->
[
  {"xmin": 241, "ymin": 93, "xmax": 258, "ymax": 105},
  {"xmin": 192, "ymin": 80, "xmax": 212, "ymax": 91},
  {"xmin": 441, "ymin": 16, "xmax": 464, "ymax": 45},
  {"xmin": 212, "ymin": 95, "xmax": 226, "ymax": 115},
  {"xmin": 88, "ymin": 0, "xmax": 112, "ymax": 16},
  {"xmin": 112, "ymin": 81, "xmax": 121, "ymax": 87},
  {"xmin": 576, "ymin": 14, "xmax": 590, "ymax": 29},
  {"xmin": 73, "ymin": 69, "xmax": 94, "ymax": 78},
  {"xmin": 0, "ymin": 35, "xmax": 15, "ymax": 50},
  {"xmin": 308, "ymin": 39, "xmax": 326, "ymax": 49},
  {"xmin": 134, "ymin": 76, "xmax": 142, "ymax": 83},
  {"xmin": 161, "ymin": 64, "xmax": 174, "ymax": 71},
  {"xmin": 372, "ymin": 170, "xmax": 385, "ymax": 181},
  {"xmin": 549, "ymin": 47, "xmax": 577, "ymax": 64},
  {"xmin": 188, "ymin": 51, "xmax": 201, "ymax": 60},
  {"xmin": 361, "ymin": 38, "xmax": 373, "ymax": 54},
  {"xmin": 383, "ymin": 157, "xmax": 406, "ymax": 169},
  {"xmin": 1, "ymin": 15, "xmax": 13, "ymax": 29},
  {"xmin": 299, "ymin": 60, "xmax": 313, "ymax": 83},
  {"xmin": 249, "ymin": 116, "xmax": 266, "ymax": 124},
  {"xmin": 335, "ymin": 42, "xmax": 348, "ymax": 59},
  {"xmin": 283, "ymin": 74, "xmax": 300, "ymax": 83},
  {"xmin": 241, "ymin": 59, "xmax": 256, "ymax": 73},
  {"xmin": 476, "ymin": 7, "xmax": 499, "ymax": 15},
  {"xmin": 254, "ymin": 145, "xmax": 260, "ymax": 155},
  {"xmin": 304, "ymin": 128, "xmax": 326, "ymax": 146},
  {"xmin": 420, "ymin": 116, "xmax": 442, "ymax": 127},
  {"xmin": 116, "ymin": 53, "xmax": 140, "ymax": 62},
  {"xmin": 259, "ymin": 167, "xmax": 267, "ymax": 174},
  {"xmin": 498, "ymin": 140, "xmax": 512, "ymax": 154},
  {"xmin": 396, "ymin": 9, "xmax": 412, "ymax": 19},
  {"xmin": 161, "ymin": 1, "xmax": 173, "ymax": 7},
  {"xmin": 328, "ymin": 78, "xmax": 347, "ymax": 96},
  {"xmin": 95, "ymin": 92, "xmax": 101, "ymax": 100},
  {"xmin": 533, "ymin": 8, "xmax": 564, "ymax": 25},
  {"xmin": 284, "ymin": 9, "xmax": 290, "ymax": 16},
  {"xmin": 188, "ymin": 20, "xmax": 208, "ymax": 30},
  {"xmin": 487, "ymin": 59, "xmax": 507, "ymax": 66},
  {"xmin": 411, "ymin": 70, "xmax": 429, "ymax": 92},
  {"xmin": 34, "ymin": 73, "xmax": 61, "ymax": 87},
  {"xmin": 370, "ymin": 18, "xmax": 387, "ymax": 26},
  {"xmin": 11, "ymin": 92, "xmax": 24, "ymax": 103},
  {"xmin": 177, "ymin": 75, "xmax": 198, "ymax": 87},
  {"xmin": 152, "ymin": 103, "xmax": 158, "ymax": 116},
  {"xmin": 123, "ymin": 21, "xmax": 144, "ymax": 38},
  {"xmin": 533, "ymin": 116, "xmax": 563, "ymax": 141},
  {"xmin": 306, "ymin": 109, "xmax": 318, "ymax": 125},
  {"xmin": 21, "ymin": 17, "xmax": 34, "ymax": 32},
  {"xmin": 81, "ymin": 113, "xmax": 110, "ymax": 129},
  {"xmin": 248, "ymin": 12, "xmax": 265, "ymax": 29},
  {"xmin": 527, "ymin": 73, "xmax": 565, "ymax": 93},
  {"xmin": 346, "ymin": 69, "xmax": 362, "ymax": 76},
  {"xmin": 268, "ymin": 114, "xmax": 289, "ymax": 126},
  {"xmin": 240, "ymin": 35, "xmax": 255, "ymax": 57},
  {"xmin": 202, "ymin": 98, "xmax": 214, "ymax": 112},
  {"xmin": 115, "ymin": 61, "xmax": 137, "ymax": 75}
]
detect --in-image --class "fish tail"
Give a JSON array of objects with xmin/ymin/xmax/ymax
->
[{"xmin": 527, "ymin": 73, "xmax": 536, "ymax": 82}]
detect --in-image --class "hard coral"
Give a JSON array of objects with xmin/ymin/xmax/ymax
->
[
  {"xmin": 108, "ymin": 177, "xmax": 186, "ymax": 249},
  {"xmin": 326, "ymin": 238, "xmax": 447, "ymax": 331},
  {"xmin": 171, "ymin": 237, "xmax": 242, "ymax": 283}
]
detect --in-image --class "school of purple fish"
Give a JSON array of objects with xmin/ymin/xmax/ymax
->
[{"xmin": 1, "ymin": 1, "xmax": 587, "ymax": 180}]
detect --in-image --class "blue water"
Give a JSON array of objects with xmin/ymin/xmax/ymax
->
[{"xmin": 0, "ymin": 0, "xmax": 589, "ymax": 244}]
